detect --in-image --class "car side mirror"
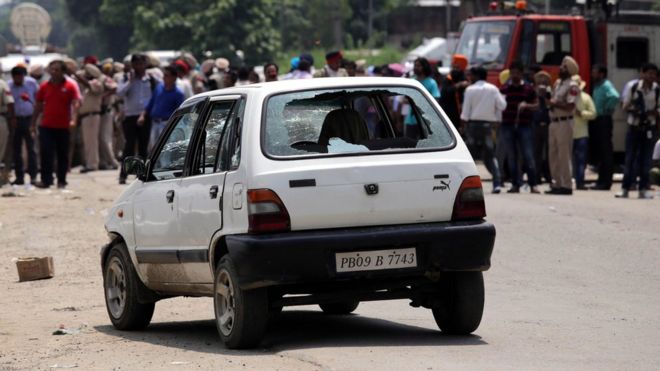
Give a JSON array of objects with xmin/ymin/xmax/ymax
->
[{"xmin": 123, "ymin": 156, "xmax": 147, "ymax": 179}]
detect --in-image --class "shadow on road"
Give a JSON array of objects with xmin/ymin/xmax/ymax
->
[{"xmin": 95, "ymin": 309, "xmax": 486, "ymax": 354}]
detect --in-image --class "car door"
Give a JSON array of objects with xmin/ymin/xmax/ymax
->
[
  {"xmin": 133, "ymin": 103, "xmax": 203, "ymax": 283},
  {"xmin": 176, "ymin": 96, "xmax": 243, "ymax": 283}
]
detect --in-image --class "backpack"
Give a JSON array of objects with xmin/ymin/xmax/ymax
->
[{"xmin": 628, "ymin": 82, "xmax": 659, "ymax": 127}]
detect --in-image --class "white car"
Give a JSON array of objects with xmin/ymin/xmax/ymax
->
[{"xmin": 101, "ymin": 77, "xmax": 495, "ymax": 349}]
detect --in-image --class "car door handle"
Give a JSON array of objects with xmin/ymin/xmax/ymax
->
[
  {"xmin": 209, "ymin": 185, "xmax": 219, "ymax": 199},
  {"xmin": 166, "ymin": 190, "xmax": 175, "ymax": 203}
]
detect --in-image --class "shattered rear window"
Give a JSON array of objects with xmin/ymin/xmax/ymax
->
[{"xmin": 262, "ymin": 86, "xmax": 454, "ymax": 158}]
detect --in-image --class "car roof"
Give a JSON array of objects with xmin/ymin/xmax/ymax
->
[{"xmin": 184, "ymin": 77, "xmax": 426, "ymax": 104}]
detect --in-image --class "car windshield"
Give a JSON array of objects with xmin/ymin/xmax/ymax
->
[
  {"xmin": 263, "ymin": 86, "xmax": 454, "ymax": 158},
  {"xmin": 455, "ymin": 20, "xmax": 515, "ymax": 69}
]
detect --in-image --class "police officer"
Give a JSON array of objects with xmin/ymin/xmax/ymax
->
[
  {"xmin": 76, "ymin": 63, "xmax": 107, "ymax": 173},
  {"xmin": 0, "ymin": 69, "xmax": 16, "ymax": 186},
  {"xmin": 545, "ymin": 56, "xmax": 580, "ymax": 195}
]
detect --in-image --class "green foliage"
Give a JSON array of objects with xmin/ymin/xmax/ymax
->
[{"xmin": 2, "ymin": 0, "xmax": 409, "ymax": 65}]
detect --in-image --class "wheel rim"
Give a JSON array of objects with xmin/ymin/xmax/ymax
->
[
  {"xmin": 105, "ymin": 257, "xmax": 127, "ymax": 319},
  {"xmin": 215, "ymin": 269, "xmax": 236, "ymax": 337}
]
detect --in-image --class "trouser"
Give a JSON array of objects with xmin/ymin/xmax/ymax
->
[
  {"xmin": 99, "ymin": 112, "xmax": 118, "ymax": 168},
  {"xmin": 81, "ymin": 113, "xmax": 101, "ymax": 170},
  {"xmin": 0, "ymin": 117, "xmax": 7, "ymax": 172},
  {"xmin": 499, "ymin": 125, "xmax": 537, "ymax": 188},
  {"xmin": 113, "ymin": 113, "xmax": 125, "ymax": 159},
  {"xmin": 548, "ymin": 120, "xmax": 574, "ymax": 189},
  {"xmin": 591, "ymin": 115, "xmax": 614, "ymax": 188},
  {"xmin": 39, "ymin": 127, "xmax": 70, "ymax": 186},
  {"xmin": 533, "ymin": 121, "xmax": 551, "ymax": 183},
  {"xmin": 119, "ymin": 115, "xmax": 150, "ymax": 180},
  {"xmin": 495, "ymin": 126, "xmax": 509, "ymax": 182},
  {"xmin": 0, "ymin": 117, "xmax": 14, "ymax": 183},
  {"xmin": 13, "ymin": 116, "xmax": 37, "ymax": 183},
  {"xmin": 621, "ymin": 127, "xmax": 655, "ymax": 191},
  {"xmin": 466, "ymin": 121, "xmax": 501, "ymax": 188},
  {"xmin": 572, "ymin": 137, "xmax": 588, "ymax": 186},
  {"xmin": 149, "ymin": 118, "xmax": 168, "ymax": 152}
]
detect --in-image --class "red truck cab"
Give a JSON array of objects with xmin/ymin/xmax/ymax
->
[
  {"xmin": 455, "ymin": 14, "xmax": 591, "ymax": 88},
  {"xmin": 455, "ymin": 7, "xmax": 660, "ymax": 156}
]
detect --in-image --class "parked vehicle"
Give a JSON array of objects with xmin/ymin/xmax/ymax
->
[
  {"xmin": 455, "ymin": 0, "xmax": 660, "ymax": 158},
  {"xmin": 101, "ymin": 77, "xmax": 496, "ymax": 348},
  {"xmin": 402, "ymin": 37, "xmax": 453, "ymax": 74}
]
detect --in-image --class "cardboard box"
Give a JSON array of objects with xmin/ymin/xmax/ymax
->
[{"xmin": 15, "ymin": 257, "xmax": 54, "ymax": 282}]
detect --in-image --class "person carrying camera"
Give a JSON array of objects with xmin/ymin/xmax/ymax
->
[{"xmin": 616, "ymin": 63, "xmax": 659, "ymax": 199}]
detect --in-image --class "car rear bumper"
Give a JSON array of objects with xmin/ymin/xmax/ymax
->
[{"xmin": 225, "ymin": 220, "xmax": 495, "ymax": 289}]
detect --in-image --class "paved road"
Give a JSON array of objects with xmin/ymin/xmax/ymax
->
[{"xmin": 1, "ymin": 170, "xmax": 658, "ymax": 370}]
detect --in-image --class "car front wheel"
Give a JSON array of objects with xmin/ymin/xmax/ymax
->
[
  {"xmin": 214, "ymin": 256, "xmax": 268, "ymax": 349},
  {"xmin": 103, "ymin": 244, "xmax": 154, "ymax": 330},
  {"xmin": 431, "ymin": 272, "xmax": 484, "ymax": 335}
]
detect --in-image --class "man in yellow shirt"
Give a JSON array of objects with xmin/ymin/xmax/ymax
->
[{"xmin": 572, "ymin": 75, "xmax": 596, "ymax": 190}]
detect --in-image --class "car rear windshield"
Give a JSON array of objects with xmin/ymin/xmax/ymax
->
[{"xmin": 263, "ymin": 86, "xmax": 454, "ymax": 158}]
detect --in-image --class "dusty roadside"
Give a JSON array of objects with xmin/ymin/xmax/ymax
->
[{"xmin": 2, "ymin": 169, "xmax": 659, "ymax": 370}]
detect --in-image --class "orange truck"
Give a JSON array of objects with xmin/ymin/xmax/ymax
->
[{"xmin": 454, "ymin": 1, "xmax": 660, "ymax": 157}]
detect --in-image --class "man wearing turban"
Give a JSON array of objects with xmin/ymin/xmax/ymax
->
[{"xmin": 545, "ymin": 56, "xmax": 581, "ymax": 195}]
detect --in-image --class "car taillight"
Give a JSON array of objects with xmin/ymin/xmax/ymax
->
[
  {"xmin": 452, "ymin": 176, "xmax": 486, "ymax": 221},
  {"xmin": 247, "ymin": 189, "xmax": 291, "ymax": 233}
]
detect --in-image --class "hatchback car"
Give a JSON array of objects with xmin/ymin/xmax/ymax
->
[{"xmin": 102, "ymin": 77, "xmax": 495, "ymax": 349}]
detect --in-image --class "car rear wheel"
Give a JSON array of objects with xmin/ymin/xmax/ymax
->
[
  {"xmin": 103, "ymin": 245, "xmax": 154, "ymax": 330},
  {"xmin": 319, "ymin": 300, "xmax": 360, "ymax": 315},
  {"xmin": 214, "ymin": 256, "xmax": 268, "ymax": 349},
  {"xmin": 432, "ymin": 272, "xmax": 484, "ymax": 335}
]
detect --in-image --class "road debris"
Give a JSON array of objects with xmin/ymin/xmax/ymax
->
[
  {"xmin": 15, "ymin": 257, "xmax": 54, "ymax": 282},
  {"xmin": 53, "ymin": 306, "xmax": 79, "ymax": 312}
]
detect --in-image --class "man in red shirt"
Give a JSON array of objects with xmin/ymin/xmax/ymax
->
[{"xmin": 31, "ymin": 60, "xmax": 81, "ymax": 188}]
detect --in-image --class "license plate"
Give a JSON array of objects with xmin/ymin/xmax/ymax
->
[{"xmin": 335, "ymin": 248, "xmax": 417, "ymax": 273}]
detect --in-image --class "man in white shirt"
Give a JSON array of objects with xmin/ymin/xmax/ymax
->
[
  {"xmin": 461, "ymin": 66, "xmax": 507, "ymax": 193},
  {"xmin": 616, "ymin": 62, "xmax": 659, "ymax": 199}
]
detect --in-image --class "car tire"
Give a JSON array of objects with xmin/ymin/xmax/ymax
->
[
  {"xmin": 103, "ymin": 244, "xmax": 155, "ymax": 330},
  {"xmin": 319, "ymin": 300, "xmax": 360, "ymax": 315},
  {"xmin": 214, "ymin": 256, "xmax": 268, "ymax": 349},
  {"xmin": 432, "ymin": 272, "xmax": 484, "ymax": 335}
]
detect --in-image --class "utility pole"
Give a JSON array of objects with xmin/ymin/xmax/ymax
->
[
  {"xmin": 446, "ymin": 0, "xmax": 451, "ymax": 39},
  {"xmin": 368, "ymin": 0, "xmax": 374, "ymax": 43}
]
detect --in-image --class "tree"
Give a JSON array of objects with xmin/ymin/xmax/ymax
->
[{"xmin": 86, "ymin": 0, "xmax": 280, "ymax": 64}]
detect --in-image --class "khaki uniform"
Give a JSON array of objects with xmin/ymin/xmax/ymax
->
[
  {"xmin": 0, "ymin": 80, "xmax": 15, "ymax": 183},
  {"xmin": 314, "ymin": 66, "xmax": 349, "ymax": 78},
  {"xmin": 99, "ymin": 76, "xmax": 119, "ymax": 169},
  {"xmin": 79, "ymin": 78, "xmax": 105, "ymax": 170},
  {"xmin": 548, "ymin": 78, "xmax": 580, "ymax": 190}
]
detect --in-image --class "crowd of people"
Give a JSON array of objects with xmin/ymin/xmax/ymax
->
[
  {"xmin": 0, "ymin": 49, "xmax": 657, "ymax": 198},
  {"xmin": 450, "ymin": 55, "xmax": 658, "ymax": 198}
]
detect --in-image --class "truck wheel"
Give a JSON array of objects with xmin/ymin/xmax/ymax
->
[
  {"xmin": 432, "ymin": 272, "xmax": 484, "ymax": 335},
  {"xmin": 214, "ymin": 256, "xmax": 268, "ymax": 349},
  {"xmin": 103, "ymin": 244, "xmax": 155, "ymax": 330},
  {"xmin": 319, "ymin": 300, "xmax": 360, "ymax": 315}
]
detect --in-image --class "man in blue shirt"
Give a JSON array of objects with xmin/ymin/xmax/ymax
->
[
  {"xmin": 139, "ymin": 65, "xmax": 184, "ymax": 151},
  {"xmin": 9, "ymin": 65, "xmax": 39, "ymax": 185},
  {"xmin": 413, "ymin": 57, "xmax": 441, "ymax": 99},
  {"xmin": 589, "ymin": 64, "xmax": 620, "ymax": 190},
  {"xmin": 117, "ymin": 54, "xmax": 155, "ymax": 184},
  {"xmin": 404, "ymin": 57, "xmax": 440, "ymax": 139}
]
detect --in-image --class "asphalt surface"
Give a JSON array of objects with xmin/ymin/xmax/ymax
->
[{"xmin": 1, "ymin": 168, "xmax": 658, "ymax": 370}]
